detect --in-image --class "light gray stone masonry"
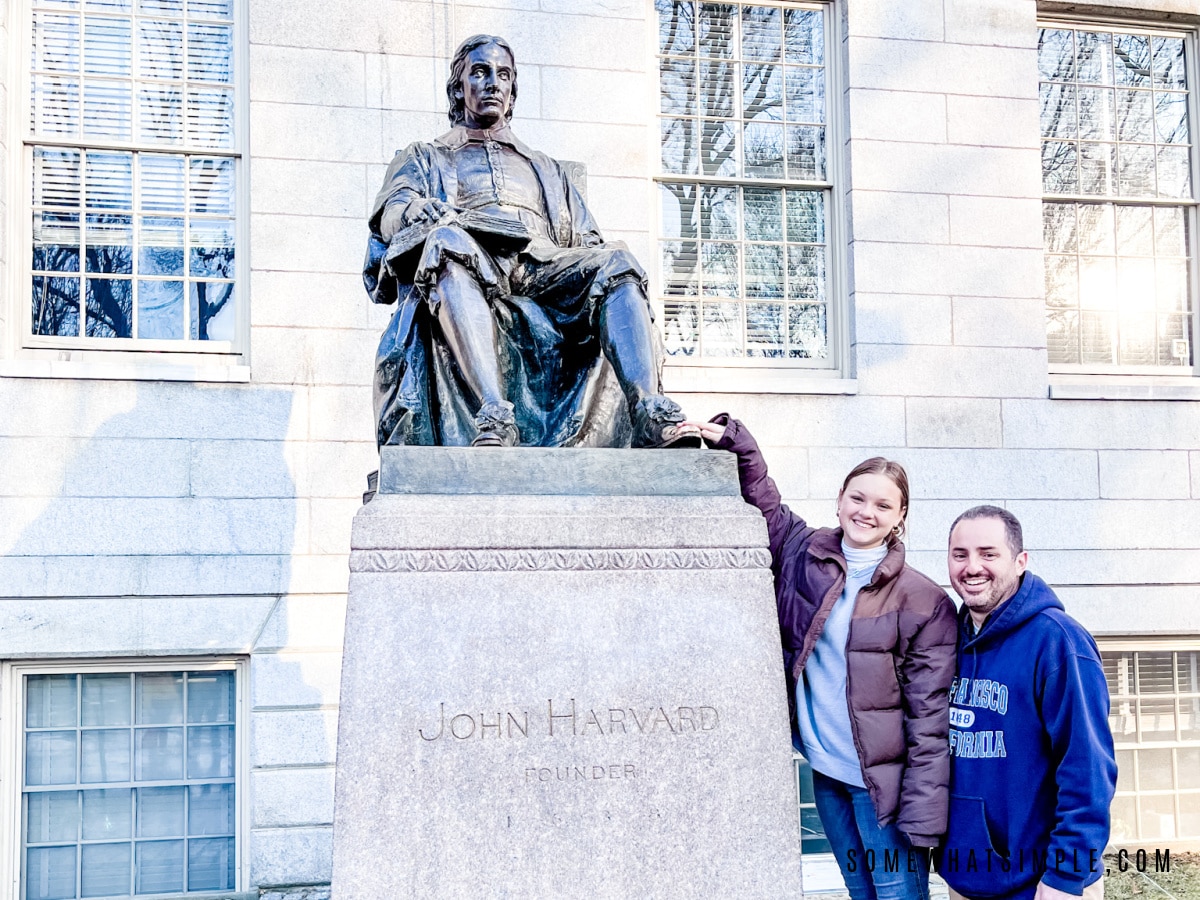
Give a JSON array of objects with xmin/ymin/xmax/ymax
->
[{"xmin": 333, "ymin": 449, "xmax": 800, "ymax": 897}]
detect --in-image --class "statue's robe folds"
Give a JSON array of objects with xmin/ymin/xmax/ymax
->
[{"xmin": 363, "ymin": 127, "xmax": 655, "ymax": 448}]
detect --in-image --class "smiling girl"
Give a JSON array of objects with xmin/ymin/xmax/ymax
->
[{"xmin": 683, "ymin": 415, "xmax": 957, "ymax": 900}]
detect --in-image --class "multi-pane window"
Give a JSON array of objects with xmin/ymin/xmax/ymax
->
[
  {"xmin": 656, "ymin": 1, "xmax": 833, "ymax": 364},
  {"xmin": 1103, "ymin": 647, "xmax": 1200, "ymax": 844},
  {"xmin": 21, "ymin": 669, "xmax": 239, "ymax": 899},
  {"xmin": 26, "ymin": 0, "xmax": 239, "ymax": 348},
  {"xmin": 1039, "ymin": 23, "xmax": 1196, "ymax": 372}
]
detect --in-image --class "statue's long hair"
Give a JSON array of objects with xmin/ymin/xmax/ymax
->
[{"xmin": 446, "ymin": 34, "xmax": 518, "ymax": 126}]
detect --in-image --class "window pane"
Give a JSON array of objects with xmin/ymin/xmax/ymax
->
[
  {"xmin": 1042, "ymin": 141, "xmax": 1079, "ymax": 194},
  {"xmin": 1139, "ymin": 747, "xmax": 1174, "ymax": 790},
  {"xmin": 1076, "ymin": 31, "xmax": 1112, "ymax": 85},
  {"xmin": 32, "ymin": 76, "xmax": 81, "ymax": 135},
  {"xmin": 138, "ymin": 280, "xmax": 185, "ymax": 338},
  {"xmin": 1041, "ymin": 83, "xmax": 1077, "ymax": 139},
  {"xmin": 138, "ymin": 19, "xmax": 183, "ymax": 80},
  {"xmin": 1178, "ymin": 652, "xmax": 1200, "ymax": 694},
  {"xmin": 137, "ymin": 786, "xmax": 185, "ymax": 837},
  {"xmin": 662, "ymin": 300, "xmax": 698, "ymax": 356},
  {"xmin": 1046, "ymin": 309, "xmax": 1079, "ymax": 364},
  {"xmin": 186, "ymin": 86, "xmax": 234, "ymax": 147},
  {"xmin": 744, "ymin": 121, "xmax": 783, "ymax": 178},
  {"xmin": 135, "ymin": 727, "xmax": 185, "ymax": 780},
  {"xmin": 27, "ymin": 675, "xmax": 77, "ymax": 728},
  {"xmin": 83, "ymin": 79, "xmax": 132, "ymax": 140},
  {"xmin": 189, "ymin": 218, "xmax": 235, "ymax": 277},
  {"xmin": 1116, "ymin": 206, "xmax": 1154, "ymax": 256},
  {"xmin": 84, "ymin": 15, "xmax": 132, "ymax": 75},
  {"xmin": 187, "ymin": 22, "xmax": 233, "ymax": 82},
  {"xmin": 136, "ymin": 839, "xmax": 184, "ymax": 893},
  {"xmin": 187, "ymin": 725, "xmax": 234, "ymax": 778},
  {"xmin": 142, "ymin": 156, "xmax": 186, "ymax": 212},
  {"xmin": 745, "ymin": 302, "xmax": 783, "ymax": 356},
  {"xmin": 657, "ymin": 0, "xmax": 695, "ymax": 56},
  {"xmin": 83, "ymin": 788, "xmax": 132, "ymax": 840},
  {"xmin": 188, "ymin": 783, "xmax": 234, "ymax": 835},
  {"xmin": 1156, "ymin": 91, "xmax": 1188, "ymax": 144},
  {"xmin": 190, "ymin": 282, "xmax": 235, "ymax": 340},
  {"xmin": 82, "ymin": 842, "xmax": 131, "ymax": 897},
  {"xmin": 702, "ymin": 300, "xmax": 742, "ymax": 356},
  {"xmin": 136, "ymin": 673, "xmax": 183, "ymax": 724},
  {"xmin": 187, "ymin": 671, "xmax": 235, "ymax": 723},
  {"xmin": 26, "ymin": 846, "xmax": 76, "ymax": 900},
  {"xmin": 786, "ymin": 191, "xmax": 824, "ymax": 243},
  {"xmin": 1039, "ymin": 29, "xmax": 1075, "ymax": 82},
  {"xmin": 82, "ymin": 674, "xmax": 131, "ymax": 727},
  {"xmin": 1114, "ymin": 33, "xmax": 1152, "ymax": 86},
  {"xmin": 32, "ymin": 276, "xmax": 82, "ymax": 337},
  {"xmin": 698, "ymin": 3, "xmax": 736, "ymax": 59},
  {"xmin": 1153, "ymin": 37, "xmax": 1186, "ymax": 89},
  {"xmin": 138, "ymin": 85, "xmax": 184, "ymax": 144},
  {"xmin": 786, "ymin": 125, "xmax": 824, "ymax": 180},
  {"xmin": 26, "ymin": 732, "xmax": 78, "ymax": 786},
  {"xmin": 1116, "ymin": 88, "xmax": 1153, "ymax": 142},
  {"xmin": 660, "ymin": 58, "xmax": 696, "ymax": 115},
  {"xmin": 783, "ymin": 8, "xmax": 822, "ymax": 65},
  {"xmin": 81, "ymin": 728, "xmax": 131, "ymax": 783},
  {"xmin": 85, "ymin": 278, "xmax": 133, "ymax": 337},
  {"xmin": 785, "ymin": 65, "xmax": 823, "ymax": 123},
  {"xmin": 188, "ymin": 836, "xmax": 235, "ymax": 890},
  {"xmin": 1077, "ymin": 88, "xmax": 1114, "ymax": 140},
  {"xmin": 788, "ymin": 303, "xmax": 827, "ymax": 359},
  {"xmin": 743, "ymin": 187, "xmax": 780, "ymax": 240},
  {"xmin": 1139, "ymin": 794, "xmax": 1177, "ymax": 840},
  {"xmin": 139, "ymin": 217, "xmax": 185, "ymax": 275},
  {"xmin": 28, "ymin": 792, "xmax": 79, "ymax": 843}
]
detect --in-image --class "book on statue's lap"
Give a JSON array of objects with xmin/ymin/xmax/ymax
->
[{"xmin": 386, "ymin": 209, "xmax": 532, "ymax": 280}]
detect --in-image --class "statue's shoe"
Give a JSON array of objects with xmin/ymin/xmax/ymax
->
[
  {"xmin": 631, "ymin": 395, "xmax": 703, "ymax": 449},
  {"xmin": 471, "ymin": 400, "xmax": 519, "ymax": 447}
]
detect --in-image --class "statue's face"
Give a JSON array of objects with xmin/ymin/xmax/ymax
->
[{"xmin": 457, "ymin": 43, "xmax": 515, "ymax": 129}]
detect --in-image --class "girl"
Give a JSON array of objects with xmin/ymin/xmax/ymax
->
[{"xmin": 684, "ymin": 415, "xmax": 957, "ymax": 900}]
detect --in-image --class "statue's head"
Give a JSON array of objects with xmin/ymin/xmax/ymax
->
[{"xmin": 447, "ymin": 34, "xmax": 518, "ymax": 127}]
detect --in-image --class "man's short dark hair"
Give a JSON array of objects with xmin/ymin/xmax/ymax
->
[
  {"xmin": 447, "ymin": 34, "xmax": 518, "ymax": 126},
  {"xmin": 948, "ymin": 505, "xmax": 1024, "ymax": 557}
]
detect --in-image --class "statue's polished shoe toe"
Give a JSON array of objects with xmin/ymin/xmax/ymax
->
[
  {"xmin": 471, "ymin": 400, "xmax": 519, "ymax": 447},
  {"xmin": 630, "ymin": 395, "xmax": 701, "ymax": 449}
]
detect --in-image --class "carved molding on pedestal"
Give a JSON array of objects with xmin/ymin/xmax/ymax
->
[{"xmin": 350, "ymin": 547, "xmax": 773, "ymax": 573}]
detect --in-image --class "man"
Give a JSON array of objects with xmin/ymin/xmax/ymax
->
[
  {"xmin": 938, "ymin": 506, "xmax": 1116, "ymax": 900},
  {"xmin": 363, "ymin": 34, "xmax": 688, "ymax": 449}
]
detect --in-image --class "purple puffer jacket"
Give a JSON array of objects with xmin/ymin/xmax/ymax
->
[{"xmin": 715, "ymin": 415, "xmax": 957, "ymax": 846}]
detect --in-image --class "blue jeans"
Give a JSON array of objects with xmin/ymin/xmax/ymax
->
[{"xmin": 812, "ymin": 770, "xmax": 931, "ymax": 900}]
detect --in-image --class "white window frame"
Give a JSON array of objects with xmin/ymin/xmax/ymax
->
[
  {"xmin": 1040, "ymin": 14, "xmax": 1200, "ymax": 401},
  {"xmin": 1098, "ymin": 639, "xmax": 1200, "ymax": 850},
  {"xmin": 0, "ymin": 657, "xmax": 251, "ymax": 899},
  {"xmin": 1, "ymin": 0, "xmax": 251, "ymax": 383},
  {"xmin": 649, "ymin": 0, "xmax": 855, "ymax": 395}
]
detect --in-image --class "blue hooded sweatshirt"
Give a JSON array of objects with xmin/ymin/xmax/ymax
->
[{"xmin": 936, "ymin": 572, "xmax": 1116, "ymax": 899}]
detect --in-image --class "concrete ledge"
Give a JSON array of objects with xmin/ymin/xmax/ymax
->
[{"xmin": 378, "ymin": 446, "xmax": 739, "ymax": 496}]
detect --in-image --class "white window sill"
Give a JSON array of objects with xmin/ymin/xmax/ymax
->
[
  {"xmin": 1049, "ymin": 374, "xmax": 1200, "ymax": 401},
  {"xmin": 663, "ymin": 365, "xmax": 856, "ymax": 395},
  {"xmin": 0, "ymin": 357, "xmax": 250, "ymax": 383}
]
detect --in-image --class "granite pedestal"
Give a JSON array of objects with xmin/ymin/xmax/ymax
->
[{"xmin": 332, "ymin": 448, "xmax": 801, "ymax": 898}]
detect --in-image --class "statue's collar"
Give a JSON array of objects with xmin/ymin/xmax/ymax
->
[{"xmin": 437, "ymin": 124, "xmax": 534, "ymax": 157}]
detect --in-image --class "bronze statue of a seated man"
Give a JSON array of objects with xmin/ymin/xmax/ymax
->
[{"xmin": 363, "ymin": 34, "xmax": 690, "ymax": 448}]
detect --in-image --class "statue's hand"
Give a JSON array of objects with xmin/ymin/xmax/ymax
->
[{"xmin": 401, "ymin": 198, "xmax": 453, "ymax": 229}]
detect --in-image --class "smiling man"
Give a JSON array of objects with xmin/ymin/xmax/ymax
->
[
  {"xmin": 363, "ymin": 34, "xmax": 689, "ymax": 450},
  {"xmin": 937, "ymin": 507, "xmax": 1116, "ymax": 900}
]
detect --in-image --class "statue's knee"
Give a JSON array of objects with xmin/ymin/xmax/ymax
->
[{"xmin": 425, "ymin": 224, "xmax": 477, "ymax": 255}]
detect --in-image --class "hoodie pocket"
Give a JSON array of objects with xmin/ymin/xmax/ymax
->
[{"xmin": 937, "ymin": 796, "xmax": 1028, "ymax": 897}]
